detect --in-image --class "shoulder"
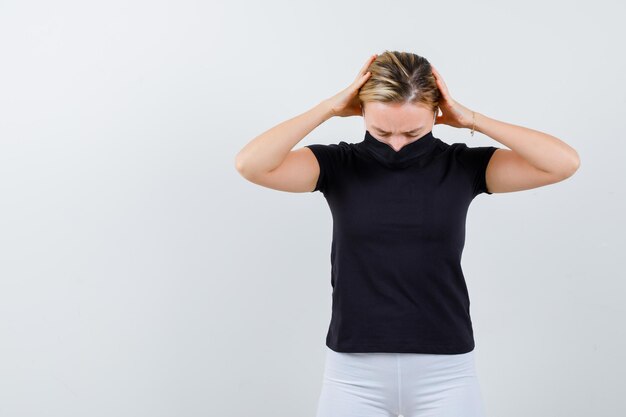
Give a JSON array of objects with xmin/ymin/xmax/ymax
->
[
  {"xmin": 451, "ymin": 142, "xmax": 498, "ymax": 168},
  {"xmin": 305, "ymin": 140, "xmax": 355, "ymax": 154},
  {"xmin": 444, "ymin": 141, "xmax": 500, "ymax": 196},
  {"xmin": 305, "ymin": 140, "xmax": 357, "ymax": 164},
  {"xmin": 304, "ymin": 140, "xmax": 357, "ymax": 194}
]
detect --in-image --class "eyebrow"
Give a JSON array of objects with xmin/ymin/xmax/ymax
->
[{"xmin": 372, "ymin": 126, "xmax": 422, "ymax": 134}]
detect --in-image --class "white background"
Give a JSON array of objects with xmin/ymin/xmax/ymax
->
[{"xmin": 0, "ymin": 1, "xmax": 624, "ymax": 416}]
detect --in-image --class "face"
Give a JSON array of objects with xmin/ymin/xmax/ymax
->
[{"xmin": 362, "ymin": 101, "xmax": 437, "ymax": 152}]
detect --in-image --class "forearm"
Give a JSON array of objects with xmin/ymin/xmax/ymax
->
[
  {"xmin": 471, "ymin": 112, "xmax": 580, "ymax": 175},
  {"xmin": 235, "ymin": 100, "xmax": 334, "ymax": 177}
]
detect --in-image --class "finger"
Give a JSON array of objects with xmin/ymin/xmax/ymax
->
[
  {"xmin": 432, "ymin": 66, "xmax": 443, "ymax": 83},
  {"xmin": 432, "ymin": 66, "xmax": 441, "ymax": 81},
  {"xmin": 353, "ymin": 70, "xmax": 371, "ymax": 89},
  {"xmin": 431, "ymin": 68, "xmax": 443, "ymax": 88},
  {"xmin": 432, "ymin": 69, "xmax": 448, "ymax": 94},
  {"xmin": 358, "ymin": 54, "xmax": 377, "ymax": 76}
]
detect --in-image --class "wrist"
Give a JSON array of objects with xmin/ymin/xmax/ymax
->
[
  {"xmin": 318, "ymin": 99, "xmax": 336, "ymax": 120},
  {"xmin": 464, "ymin": 110, "xmax": 481, "ymax": 134},
  {"xmin": 471, "ymin": 111, "xmax": 487, "ymax": 134}
]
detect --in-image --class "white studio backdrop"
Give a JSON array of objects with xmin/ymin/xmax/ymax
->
[{"xmin": 0, "ymin": 1, "xmax": 624, "ymax": 416}]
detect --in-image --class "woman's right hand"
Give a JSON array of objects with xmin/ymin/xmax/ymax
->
[{"xmin": 324, "ymin": 54, "xmax": 377, "ymax": 118}]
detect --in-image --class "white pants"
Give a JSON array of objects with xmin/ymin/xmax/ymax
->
[{"xmin": 316, "ymin": 346, "xmax": 487, "ymax": 417}]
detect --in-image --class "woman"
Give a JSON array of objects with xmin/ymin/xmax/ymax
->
[{"xmin": 235, "ymin": 51, "xmax": 580, "ymax": 417}]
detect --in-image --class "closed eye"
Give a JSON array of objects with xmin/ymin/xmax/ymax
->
[{"xmin": 378, "ymin": 133, "xmax": 420, "ymax": 137}]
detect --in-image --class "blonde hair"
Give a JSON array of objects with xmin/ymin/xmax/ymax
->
[{"xmin": 359, "ymin": 50, "xmax": 441, "ymax": 115}]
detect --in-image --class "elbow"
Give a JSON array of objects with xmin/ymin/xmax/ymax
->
[
  {"xmin": 234, "ymin": 149, "xmax": 253, "ymax": 176},
  {"xmin": 568, "ymin": 150, "xmax": 581, "ymax": 177},
  {"xmin": 560, "ymin": 151, "xmax": 581, "ymax": 179},
  {"xmin": 234, "ymin": 152, "xmax": 261, "ymax": 181},
  {"xmin": 234, "ymin": 152, "xmax": 245, "ymax": 175}
]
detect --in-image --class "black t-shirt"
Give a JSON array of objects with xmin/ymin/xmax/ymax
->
[{"xmin": 305, "ymin": 129, "xmax": 499, "ymax": 354}]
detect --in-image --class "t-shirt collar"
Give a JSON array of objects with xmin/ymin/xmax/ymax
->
[{"xmin": 361, "ymin": 129, "xmax": 437, "ymax": 168}]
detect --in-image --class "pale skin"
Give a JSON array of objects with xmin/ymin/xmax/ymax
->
[{"xmin": 235, "ymin": 54, "xmax": 581, "ymax": 193}]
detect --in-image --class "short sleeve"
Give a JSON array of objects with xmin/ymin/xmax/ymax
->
[
  {"xmin": 454, "ymin": 143, "xmax": 499, "ymax": 197},
  {"xmin": 304, "ymin": 142, "xmax": 348, "ymax": 194}
]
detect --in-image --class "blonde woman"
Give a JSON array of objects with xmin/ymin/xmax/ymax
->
[{"xmin": 235, "ymin": 51, "xmax": 579, "ymax": 417}]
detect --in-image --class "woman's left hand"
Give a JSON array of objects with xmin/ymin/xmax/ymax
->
[{"xmin": 431, "ymin": 65, "xmax": 475, "ymax": 130}]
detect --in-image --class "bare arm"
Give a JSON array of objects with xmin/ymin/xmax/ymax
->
[
  {"xmin": 474, "ymin": 112, "xmax": 581, "ymax": 193},
  {"xmin": 431, "ymin": 64, "xmax": 580, "ymax": 194},
  {"xmin": 234, "ymin": 54, "xmax": 378, "ymax": 193},
  {"xmin": 234, "ymin": 100, "xmax": 334, "ymax": 192}
]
